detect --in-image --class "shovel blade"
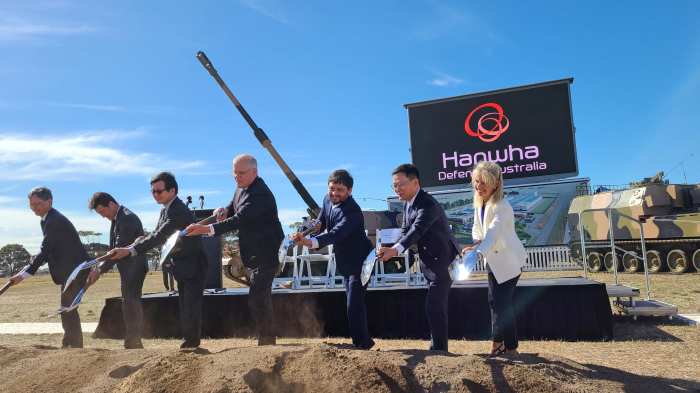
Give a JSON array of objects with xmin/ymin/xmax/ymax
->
[
  {"xmin": 64, "ymin": 262, "xmax": 87, "ymax": 292},
  {"xmin": 449, "ymin": 249, "xmax": 478, "ymax": 281},
  {"xmin": 160, "ymin": 231, "xmax": 180, "ymax": 265},
  {"xmin": 278, "ymin": 235, "xmax": 292, "ymax": 265},
  {"xmin": 360, "ymin": 248, "xmax": 376, "ymax": 286}
]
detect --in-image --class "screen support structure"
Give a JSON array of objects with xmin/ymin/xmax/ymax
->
[{"xmin": 196, "ymin": 51, "xmax": 321, "ymax": 219}]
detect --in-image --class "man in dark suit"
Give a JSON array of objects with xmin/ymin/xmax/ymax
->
[
  {"xmin": 162, "ymin": 257, "xmax": 176, "ymax": 291},
  {"xmin": 87, "ymin": 192, "xmax": 149, "ymax": 349},
  {"xmin": 291, "ymin": 170, "xmax": 375, "ymax": 349},
  {"xmin": 185, "ymin": 154, "xmax": 284, "ymax": 346},
  {"xmin": 378, "ymin": 164, "xmax": 460, "ymax": 352},
  {"xmin": 111, "ymin": 172, "xmax": 210, "ymax": 349},
  {"xmin": 9, "ymin": 186, "xmax": 90, "ymax": 348}
]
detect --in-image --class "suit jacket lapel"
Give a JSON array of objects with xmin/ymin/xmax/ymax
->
[{"xmin": 483, "ymin": 201, "xmax": 492, "ymax": 228}]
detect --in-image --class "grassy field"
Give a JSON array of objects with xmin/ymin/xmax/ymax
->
[
  {"xmin": 1, "ymin": 269, "xmax": 700, "ymax": 387},
  {"xmin": 0, "ymin": 271, "xmax": 173, "ymax": 323}
]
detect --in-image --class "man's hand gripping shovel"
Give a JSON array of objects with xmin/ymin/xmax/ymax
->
[{"xmin": 51, "ymin": 238, "xmax": 144, "ymax": 316}]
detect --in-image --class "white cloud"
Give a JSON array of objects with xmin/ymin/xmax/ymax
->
[
  {"xmin": 0, "ymin": 130, "xmax": 203, "ymax": 181},
  {"xmin": 0, "ymin": 185, "xmax": 18, "ymax": 191},
  {"xmin": 236, "ymin": 0, "xmax": 294, "ymax": 24},
  {"xmin": 0, "ymin": 206, "xmax": 161, "ymax": 253},
  {"xmin": 293, "ymin": 164, "xmax": 354, "ymax": 175},
  {"xmin": 0, "ymin": 16, "xmax": 98, "ymax": 42},
  {"xmin": 51, "ymin": 103, "xmax": 125, "ymax": 112},
  {"xmin": 411, "ymin": 3, "xmax": 503, "ymax": 45},
  {"xmin": 427, "ymin": 72, "xmax": 462, "ymax": 87},
  {"xmin": 278, "ymin": 208, "xmax": 308, "ymax": 230},
  {"xmin": 0, "ymin": 196, "xmax": 21, "ymax": 203}
]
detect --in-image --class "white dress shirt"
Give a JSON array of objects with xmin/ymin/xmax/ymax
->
[
  {"xmin": 309, "ymin": 203, "xmax": 339, "ymax": 249},
  {"xmin": 130, "ymin": 199, "xmax": 175, "ymax": 256},
  {"xmin": 20, "ymin": 211, "xmax": 51, "ymax": 279},
  {"xmin": 208, "ymin": 187, "xmax": 249, "ymax": 236},
  {"xmin": 393, "ymin": 189, "xmax": 420, "ymax": 254}
]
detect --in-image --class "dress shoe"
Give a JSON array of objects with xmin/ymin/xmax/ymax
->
[
  {"xmin": 180, "ymin": 338, "xmax": 200, "ymax": 349},
  {"xmin": 358, "ymin": 338, "xmax": 376, "ymax": 350}
]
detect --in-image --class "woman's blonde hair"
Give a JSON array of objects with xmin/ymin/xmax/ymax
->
[{"xmin": 472, "ymin": 161, "xmax": 504, "ymax": 208}]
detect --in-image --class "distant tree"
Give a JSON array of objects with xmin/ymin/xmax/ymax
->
[
  {"xmin": 0, "ymin": 244, "xmax": 31, "ymax": 276},
  {"xmin": 222, "ymin": 230, "xmax": 239, "ymax": 258},
  {"xmin": 288, "ymin": 221, "xmax": 303, "ymax": 232},
  {"xmin": 85, "ymin": 243, "xmax": 110, "ymax": 260},
  {"xmin": 142, "ymin": 228, "xmax": 162, "ymax": 271},
  {"xmin": 77, "ymin": 230, "xmax": 102, "ymax": 245}
]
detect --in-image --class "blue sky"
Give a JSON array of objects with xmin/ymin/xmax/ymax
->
[{"xmin": 1, "ymin": 1, "xmax": 699, "ymax": 252}]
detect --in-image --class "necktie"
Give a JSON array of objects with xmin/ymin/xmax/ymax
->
[
  {"xmin": 110, "ymin": 219, "xmax": 116, "ymax": 248},
  {"xmin": 158, "ymin": 208, "xmax": 167, "ymax": 229}
]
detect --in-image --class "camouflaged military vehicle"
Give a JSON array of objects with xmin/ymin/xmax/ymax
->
[{"xmin": 568, "ymin": 172, "xmax": 700, "ymax": 274}]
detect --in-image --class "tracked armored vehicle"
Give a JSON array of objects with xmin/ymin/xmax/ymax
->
[{"xmin": 568, "ymin": 172, "xmax": 700, "ymax": 274}]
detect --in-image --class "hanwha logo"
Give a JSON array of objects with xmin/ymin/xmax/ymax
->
[{"xmin": 465, "ymin": 103, "xmax": 509, "ymax": 142}]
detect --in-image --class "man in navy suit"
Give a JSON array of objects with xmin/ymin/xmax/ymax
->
[
  {"xmin": 291, "ymin": 170, "xmax": 375, "ymax": 349},
  {"xmin": 9, "ymin": 186, "xmax": 91, "ymax": 348},
  {"xmin": 378, "ymin": 164, "xmax": 460, "ymax": 352},
  {"xmin": 87, "ymin": 192, "xmax": 149, "ymax": 349}
]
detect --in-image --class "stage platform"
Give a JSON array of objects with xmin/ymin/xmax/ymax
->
[{"xmin": 93, "ymin": 277, "xmax": 613, "ymax": 342}]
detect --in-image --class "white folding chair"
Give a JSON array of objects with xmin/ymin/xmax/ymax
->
[
  {"xmin": 373, "ymin": 229, "xmax": 411, "ymax": 287},
  {"xmin": 325, "ymin": 253, "xmax": 345, "ymax": 289},
  {"xmin": 273, "ymin": 245, "xmax": 298, "ymax": 289},
  {"xmin": 295, "ymin": 244, "xmax": 333, "ymax": 289}
]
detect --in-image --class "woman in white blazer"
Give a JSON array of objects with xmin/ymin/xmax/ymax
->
[{"xmin": 463, "ymin": 161, "xmax": 527, "ymax": 356}]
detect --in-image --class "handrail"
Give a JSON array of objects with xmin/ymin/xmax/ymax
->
[{"xmin": 578, "ymin": 208, "xmax": 651, "ymax": 300}]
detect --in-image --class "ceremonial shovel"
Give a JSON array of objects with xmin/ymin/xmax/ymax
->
[
  {"xmin": 448, "ymin": 249, "xmax": 480, "ymax": 281},
  {"xmin": 0, "ymin": 264, "xmax": 29, "ymax": 297},
  {"xmin": 159, "ymin": 210, "xmax": 224, "ymax": 265},
  {"xmin": 360, "ymin": 250, "xmax": 384, "ymax": 286},
  {"xmin": 278, "ymin": 220, "xmax": 321, "ymax": 269}
]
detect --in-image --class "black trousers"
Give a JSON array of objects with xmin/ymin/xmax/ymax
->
[
  {"xmin": 120, "ymin": 269, "xmax": 147, "ymax": 346},
  {"xmin": 426, "ymin": 277, "xmax": 453, "ymax": 351},
  {"xmin": 487, "ymin": 271, "xmax": 521, "ymax": 350},
  {"xmin": 60, "ymin": 269, "xmax": 88, "ymax": 348},
  {"xmin": 176, "ymin": 265, "xmax": 209, "ymax": 343},
  {"xmin": 248, "ymin": 264, "xmax": 277, "ymax": 343},
  {"xmin": 343, "ymin": 274, "xmax": 372, "ymax": 348},
  {"xmin": 162, "ymin": 266, "xmax": 175, "ymax": 291}
]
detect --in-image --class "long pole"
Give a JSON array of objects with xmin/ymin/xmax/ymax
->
[{"xmin": 196, "ymin": 51, "xmax": 321, "ymax": 218}]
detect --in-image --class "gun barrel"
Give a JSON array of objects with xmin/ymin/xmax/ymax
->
[{"xmin": 196, "ymin": 51, "xmax": 320, "ymax": 218}]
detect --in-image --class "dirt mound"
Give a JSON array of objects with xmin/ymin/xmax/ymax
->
[{"xmin": 0, "ymin": 343, "xmax": 692, "ymax": 392}]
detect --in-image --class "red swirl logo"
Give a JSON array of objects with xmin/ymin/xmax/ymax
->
[{"xmin": 465, "ymin": 103, "xmax": 509, "ymax": 142}]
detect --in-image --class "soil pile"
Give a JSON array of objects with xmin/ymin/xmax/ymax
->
[{"xmin": 0, "ymin": 343, "xmax": 693, "ymax": 392}]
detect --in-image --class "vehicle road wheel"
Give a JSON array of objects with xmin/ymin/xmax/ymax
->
[
  {"xmin": 667, "ymin": 249, "xmax": 689, "ymax": 274},
  {"xmin": 311, "ymin": 265, "xmax": 325, "ymax": 277},
  {"xmin": 693, "ymin": 249, "xmax": 700, "ymax": 272},
  {"xmin": 646, "ymin": 250, "xmax": 665, "ymax": 273},
  {"xmin": 604, "ymin": 252, "xmax": 621, "ymax": 272},
  {"xmin": 622, "ymin": 253, "xmax": 640, "ymax": 273},
  {"xmin": 384, "ymin": 261, "xmax": 400, "ymax": 274},
  {"xmin": 587, "ymin": 252, "xmax": 603, "ymax": 272},
  {"xmin": 281, "ymin": 265, "xmax": 294, "ymax": 278}
]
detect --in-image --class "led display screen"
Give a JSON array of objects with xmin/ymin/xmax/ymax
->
[{"xmin": 405, "ymin": 80, "xmax": 578, "ymax": 189}]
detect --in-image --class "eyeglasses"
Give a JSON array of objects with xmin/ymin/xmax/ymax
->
[
  {"xmin": 151, "ymin": 189, "xmax": 167, "ymax": 195},
  {"xmin": 230, "ymin": 169, "xmax": 252, "ymax": 178},
  {"xmin": 28, "ymin": 200, "xmax": 47, "ymax": 209},
  {"xmin": 390, "ymin": 179, "xmax": 413, "ymax": 190}
]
